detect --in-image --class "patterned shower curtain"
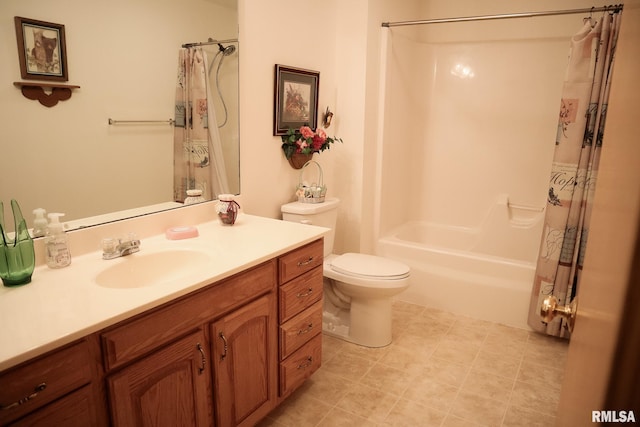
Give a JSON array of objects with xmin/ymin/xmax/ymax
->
[
  {"xmin": 527, "ymin": 11, "xmax": 621, "ymax": 338},
  {"xmin": 173, "ymin": 47, "xmax": 229, "ymax": 202}
]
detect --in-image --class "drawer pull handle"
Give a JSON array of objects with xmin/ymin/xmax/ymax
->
[
  {"xmin": 297, "ymin": 323, "xmax": 314, "ymax": 335},
  {"xmin": 297, "ymin": 257, "xmax": 315, "ymax": 267},
  {"xmin": 1, "ymin": 383, "xmax": 47, "ymax": 410},
  {"xmin": 296, "ymin": 288, "xmax": 313, "ymax": 298},
  {"xmin": 219, "ymin": 332, "xmax": 228, "ymax": 360},
  {"xmin": 197, "ymin": 343, "xmax": 206, "ymax": 375},
  {"xmin": 297, "ymin": 357, "xmax": 313, "ymax": 370}
]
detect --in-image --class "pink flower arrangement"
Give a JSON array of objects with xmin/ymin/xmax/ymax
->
[{"xmin": 281, "ymin": 126, "xmax": 342, "ymax": 159}]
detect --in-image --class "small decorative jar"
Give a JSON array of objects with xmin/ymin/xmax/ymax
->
[
  {"xmin": 216, "ymin": 194, "xmax": 240, "ymax": 225},
  {"xmin": 184, "ymin": 189, "xmax": 205, "ymax": 205}
]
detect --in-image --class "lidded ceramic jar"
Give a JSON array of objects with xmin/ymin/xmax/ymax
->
[
  {"xmin": 216, "ymin": 194, "xmax": 240, "ymax": 225},
  {"xmin": 184, "ymin": 189, "xmax": 205, "ymax": 205}
]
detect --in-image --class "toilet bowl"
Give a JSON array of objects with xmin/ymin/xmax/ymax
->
[
  {"xmin": 281, "ymin": 198, "xmax": 410, "ymax": 347},
  {"xmin": 323, "ymin": 253, "xmax": 409, "ymax": 347}
]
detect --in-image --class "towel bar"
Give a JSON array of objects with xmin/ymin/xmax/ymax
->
[{"xmin": 108, "ymin": 118, "xmax": 175, "ymax": 126}]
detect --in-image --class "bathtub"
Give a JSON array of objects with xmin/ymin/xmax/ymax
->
[{"xmin": 377, "ymin": 200, "xmax": 544, "ymax": 329}]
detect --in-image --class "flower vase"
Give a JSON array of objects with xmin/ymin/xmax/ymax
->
[
  {"xmin": 288, "ymin": 153, "xmax": 314, "ymax": 169},
  {"xmin": 0, "ymin": 200, "xmax": 35, "ymax": 287}
]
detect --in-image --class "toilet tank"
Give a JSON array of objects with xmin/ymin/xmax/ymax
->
[{"xmin": 281, "ymin": 197, "xmax": 339, "ymax": 257}]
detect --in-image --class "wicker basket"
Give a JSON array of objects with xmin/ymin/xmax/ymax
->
[{"xmin": 295, "ymin": 160, "xmax": 327, "ymax": 203}]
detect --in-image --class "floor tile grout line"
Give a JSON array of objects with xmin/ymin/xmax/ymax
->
[
  {"xmin": 270, "ymin": 303, "xmax": 567, "ymax": 427},
  {"xmin": 315, "ymin": 339, "xmax": 400, "ymax": 425},
  {"xmin": 441, "ymin": 326, "xmax": 493, "ymax": 425},
  {"xmin": 321, "ymin": 365, "xmax": 402, "ymax": 425},
  {"xmin": 498, "ymin": 332, "xmax": 536, "ymax": 426},
  {"xmin": 311, "ymin": 343, "xmax": 361, "ymax": 427},
  {"xmin": 388, "ymin": 311, "xmax": 459, "ymax": 424}
]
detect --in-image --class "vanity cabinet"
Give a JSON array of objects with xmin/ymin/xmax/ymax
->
[
  {"xmin": 0, "ymin": 338, "xmax": 106, "ymax": 426},
  {"xmin": 277, "ymin": 239, "xmax": 324, "ymax": 398},
  {"xmin": 1, "ymin": 237, "xmax": 325, "ymax": 427}
]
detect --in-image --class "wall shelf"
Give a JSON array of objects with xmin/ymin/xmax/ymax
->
[{"xmin": 13, "ymin": 82, "xmax": 80, "ymax": 107}]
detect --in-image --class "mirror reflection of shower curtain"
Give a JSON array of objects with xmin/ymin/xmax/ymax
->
[
  {"xmin": 528, "ymin": 12, "xmax": 621, "ymax": 338},
  {"xmin": 173, "ymin": 47, "xmax": 229, "ymax": 202}
]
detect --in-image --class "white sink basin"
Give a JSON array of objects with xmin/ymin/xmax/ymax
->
[{"xmin": 95, "ymin": 250, "xmax": 212, "ymax": 289}]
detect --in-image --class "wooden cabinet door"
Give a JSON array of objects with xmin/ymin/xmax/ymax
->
[
  {"xmin": 107, "ymin": 330, "xmax": 213, "ymax": 427},
  {"xmin": 212, "ymin": 294, "xmax": 277, "ymax": 427}
]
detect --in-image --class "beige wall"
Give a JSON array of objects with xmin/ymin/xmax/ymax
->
[
  {"xmin": 238, "ymin": 0, "xmax": 352, "ymax": 253},
  {"xmin": 238, "ymin": 0, "xmax": 419, "ymax": 254}
]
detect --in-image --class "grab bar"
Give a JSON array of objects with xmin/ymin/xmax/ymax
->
[
  {"xmin": 507, "ymin": 201, "xmax": 544, "ymax": 212},
  {"xmin": 108, "ymin": 118, "xmax": 175, "ymax": 126}
]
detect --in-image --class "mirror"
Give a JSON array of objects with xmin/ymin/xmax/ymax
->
[{"xmin": 0, "ymin": 0, "xmax": 239, "ymax": 231}]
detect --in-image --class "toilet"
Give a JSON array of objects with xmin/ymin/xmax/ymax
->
[{"xmin": 281, "ymin": 197, "xmax": 410, "ymax": 347}]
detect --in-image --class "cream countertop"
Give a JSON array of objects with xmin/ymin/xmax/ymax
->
[{"xmin": 0, "ymin": 212, "xmax": 328, "ymax": 371}]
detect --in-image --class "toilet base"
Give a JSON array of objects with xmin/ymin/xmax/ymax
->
[
  {"xmin": 350, "ymin": 297, "xmax": 393, "ymax": 347},
  {"xmin": 322, "ymin": 298, "xmax": 393, "ymax": 348},
  {"xmin": 322, "ymin": 313, "xmax": 350, "ymax": 341}
]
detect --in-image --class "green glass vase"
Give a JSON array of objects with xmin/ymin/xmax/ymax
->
[{"xmin": 0, "ymin": 200, "xmax": 36, "ymax": 287}]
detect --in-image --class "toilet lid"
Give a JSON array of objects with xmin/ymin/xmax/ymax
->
[{"xmin": 330, "ymin": 253, "xmax": 410, "ymax": 280}]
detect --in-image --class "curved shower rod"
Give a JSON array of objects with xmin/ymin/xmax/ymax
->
[
  {"xmin": 382, "ymin": 4, "xmax": 623, "ymax": 27},
  {"xmin": 182, "ymin": 37, "xmax": 239, "ymax": 48}
]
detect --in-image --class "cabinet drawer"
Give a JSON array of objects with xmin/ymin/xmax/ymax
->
[
  {"xmin": 279, "ymin": 334, "xmax": 322, "ymax": 397},
  {"xmin": 0, "ymin": 341, "xmax": 92, "ymax": 425},
  {"xmin": 278, "ymin": 239, "xmax": 323, "ymax": 284},
  {"xmin": 102, "ymin": 260, "xmax": 276, "ymax": 370},
  {"xmin": 7, "ymin": 385, "xmax": 97, "ymax": 427},
  {"xmin": 279, "ymin": 302, "xmax": 322, "ymax": 360},
  {"xmin": 279, "ymin": 266, "xmax": 323, "ymax": 323}
]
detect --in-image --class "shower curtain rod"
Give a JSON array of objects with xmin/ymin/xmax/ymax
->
[
  {"xmin": 381, "ymin": 4, "xmax": 623, "ymax": 27},
  {"xmin": 182, "ymin": 38, "xmax": 238, "ymax": 48}
]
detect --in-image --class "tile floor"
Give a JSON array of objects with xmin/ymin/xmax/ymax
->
[{"xmin": 259, "ymin": 301, "xmax": 569, "ymax": 427}]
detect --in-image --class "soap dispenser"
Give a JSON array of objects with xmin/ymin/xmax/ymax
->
[
  {"xmin": 44, "ymin": 213, "xmax": 71, "ymax": 268},
  {"xmin": 32, "ymin": 208, "xmax": 47, "ymax": 238}
]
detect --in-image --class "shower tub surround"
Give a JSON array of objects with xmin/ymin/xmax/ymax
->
[
  {"xmin": 378, "ymin": 198, "xmax": 544, "ymax": 329},
  {"xmin": 374, "ymin": 8, "xmax": 592, "ymax": 328}
]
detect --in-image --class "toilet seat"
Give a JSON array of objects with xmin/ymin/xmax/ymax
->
[{"xmin": 330, "ymin": 253, "xmax": 410, "ymax": 280}]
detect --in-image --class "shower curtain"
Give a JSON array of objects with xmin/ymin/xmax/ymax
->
[
  {"xmin": 173, "ymin": 47, "xmax": 229, "ymax": 202},
  {"xmin": 528, "ymin": 11, "xmax": 621, "ymax": 338}
]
